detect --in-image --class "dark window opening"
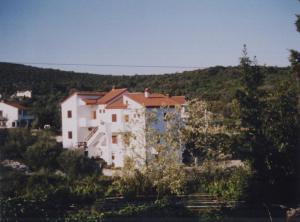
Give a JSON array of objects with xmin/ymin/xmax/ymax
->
[
  {"xmin": 67, "ymin": 110, "xmax": 72, "ymax": 118},
  {"xmin": 112, "ymin": 114, "xmax": 117, "ymax": 122},
  {"xmin": 112, "ymin": 135, "xmax": 117, "ymax": 144}
]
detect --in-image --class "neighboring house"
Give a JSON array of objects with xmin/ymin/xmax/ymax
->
[
  {"xmin": 0, "ymin": 101, "xmax": 34, "ymax": 128},
  {"xmin": 11, "ymin": 90, "xmax": 32, "ymax": 99},
  {"xmin": 61, "ymin": 88, "xmax": 187, "ymax": 167}
]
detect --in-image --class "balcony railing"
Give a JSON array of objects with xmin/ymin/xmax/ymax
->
[{"xmin": 79, "ymin": 118, "xmax": 98, "ymax": 127}]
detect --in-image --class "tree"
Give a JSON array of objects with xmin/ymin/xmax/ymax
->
[
  {"xmin": 235, "ymin": 45, "xmax": 268, "ymax": 178},
  {"xmin": 236, "ymin": 44, "xmax": 299, "ymax": 202},
  {"xmin": 0, "ymin": 128, "xmax": 36, "ymax": 160},
  {"xmin": 57, "ymin": 150, "xmax": 100, "ymax": 179},
  {"xmin": 118, "ymin": 107, "xmax": 187, "ymax": 199},
  {"xmin": 183, "ymin": 99, "xmax": 231, "ymax": 165},
  {"xmin": 25, "ymin": 130, "xmax": 62, "ymax": 170}
]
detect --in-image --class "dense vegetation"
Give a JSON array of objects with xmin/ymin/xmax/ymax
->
[
  {"xmin": 0, "ymin": 62, "xmax": 293, "ymax": 129},
  {"xmin": 0, "ymin": 9, "xmax": 299, "ymax": 222}
]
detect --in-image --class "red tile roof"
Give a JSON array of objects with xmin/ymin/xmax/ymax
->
[
  {"xmin": 60, "ymin": 91, "xmax": 106, "ymax": 104},
  {"xmin": 60, "ymin": 88, "xmax": 186, "ymax": 109},
  {"xmin": 106, "ymin": 98, "xmax": 128, "ymax": 109},
  {"xmin": 1, "ymin": 101, "xmax": 27, "ymax": 109},
  {"xmin": 97, "ymin": 88, "xmax": 128, "ymax": 105},
  {"xmin": 170, "ymin": 96, "xmax": 186, "ymax": 104},
  {"xmin": 125, "ymin": 93, "xmax": 182, "ymax": 107}
]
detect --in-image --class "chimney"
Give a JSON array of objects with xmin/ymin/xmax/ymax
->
[
  {"xmin": 144, "ymin": 88, "xmax": 151, "ymax": 98},
  {"xmin": 112, "ymin": 85, "xmax": 115, "ymax": 91}
]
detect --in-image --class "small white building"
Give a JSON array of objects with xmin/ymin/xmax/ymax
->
[
  {"xmin": 0, "ymin": 101, "xmax": 34, "ymax": 128},
  {"xmin": 11, "ymin": 90, "xmax": 32, "ymax": 99},
  {"xmin": 61, "ymin": 88, "xmax": 186, "ymax": 167}
]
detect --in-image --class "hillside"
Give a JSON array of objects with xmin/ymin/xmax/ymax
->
[{"xmin": 0, "ymin": 62, "xmax": 293, "ymax": 129}]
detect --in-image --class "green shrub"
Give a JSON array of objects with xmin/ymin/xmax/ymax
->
[
  {"xmin": 57, "ymin": 150, "xmax": 101, "ymax": 179},
  {"xmin": 0, "ymin": 128, "xmax": 36, "ymax": 160},
  {"xmin": 25, "ymin": 131, "xmax": 62, "ymax": 170},
  {"xmin": 0, "ymin": 165, "xmax": 28, "ymax": 198},
  {"xmin": 106, "ymin": 169, "xmax": 154, "ymax": 199},
  {"xmin": 189, "ymin": 166, "xmax": 251, "ymax": 201}
]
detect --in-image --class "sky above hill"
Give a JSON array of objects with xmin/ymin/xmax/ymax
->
[{"xmin": 0, "ymin": 0, "xmax": 299, "ymax": 75}]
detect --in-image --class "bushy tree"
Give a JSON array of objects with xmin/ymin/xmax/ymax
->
[
  {"xmin": 57, "ymin": 150, "xmax": 101, "ymax": 179},
  {"xmin": 116, "ymin": 107, "xmax": 187, "ymax": 199},
  {"xmin": 183, "ymin": 99, "xmax": 231, "ymax": 164},
  {"xmin": 235, "ymin": 45, "xmax": 299, "ymax": 202},
  {"xmin": 25, "ymin": 130, "xmax": 62, "ymax": 170},
  {"xmin": 235, "ymin": 45, "xmax": 268, "ymax": 176},
  {"xmin": 0, "ymin": 128, "xmax": 36, "ymax": 160},
  {"xmin": 108, "ymin": 157, "xmax": 153, "ymax": 199}
]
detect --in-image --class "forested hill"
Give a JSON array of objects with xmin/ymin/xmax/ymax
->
[
  {"xmin": 0, "ymin": 62, "xmax": 291, "ymax": 101},
  {"xmin": 0, "ymin": 62, "xmax": 292, "ymax": 129}
]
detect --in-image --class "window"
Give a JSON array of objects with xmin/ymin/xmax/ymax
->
[
  {"xmin": 99, "ymin": 110, "xmax": 102, "ymax": 113},
  {"xmin": 0, "ymin": 110, "xmax": 2, "ymax": 117},
  {"xmin": 112, "ymin": 135, "xmax": 117, "ymax": 144},
  {"xmin": 12, "ymin": 122, "xmax": 16, "ymax": 127},
  {"xmin": 112, "ymin": 114, "xmax": 117, "ymax": 122},
  {"xmin": 103, "ymin": 110, "xmax": 105, "ymax": 113},
  {"xmin": 67, "ymin": 110, "xmax": 72, "ymax": 118},
  {"xmin": 68, "ymin": 131, "xmax": 72, "ymax": 139},
  {"xmin": 92, "ymin": 110, "xmax": 96, "ymax": 119},
  {"xmin": 124, "ymin": 114, "xmax": 129, "ymax": 122},
  {"xmin": 112, "ymin": 153, "xmax": 115, "ymax": 160}
]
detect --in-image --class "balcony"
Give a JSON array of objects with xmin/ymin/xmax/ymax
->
[
  {"xmin": 20, "ymin": 114, "xmax": 34, "ymax": 120},
  {"xmin": 79, "ymin": 118, "xmax": 98, "ymax": 127}
]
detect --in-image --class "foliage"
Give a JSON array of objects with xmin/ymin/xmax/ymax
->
[
  {"xmin": 183, "ymin": 99, "xmax": 233, "ymax": 164},
  {"xmin": 0, "ymin": 128, "xmax": 36, "ymax": 160},
  {"xmin": 25, "ymin": 130, "xmax": 62, "ymax": 170},
  {"xmin": 57, "ymin": 149, "xmax": 101, "ymax": 179},
  {"xmin": 70, "ymin": 175, "xmax": 112, "ymax": 202},
  {"xmin": 190, "ymin": 165, "xmax": 251, "ymax": 201},
  {"xmin": 235, "ymin": 45, "xmax": 299, "ymax": 203},
  {"xmin": 0, "ymin": 165, "xmax": 28, "ymax": 198},
  {"xmin": 65, "ymin": 198, "xmax": 195, "ymax": 222},
  {"xmin": 107, "ymin": 158, "xmax": 153, "ymax": 199},
  {"xmin": 0, "ymin": 62, "xmax": 293, "ymax": 129},
  {"xmin": 145, "ymin": 107, "xmax": 187, "ymax": 197}
]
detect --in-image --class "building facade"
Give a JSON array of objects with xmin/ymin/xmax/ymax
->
[
  {"xmin": 61, "ymin": 88, "xmax": 186, "ymax": 167},
  {"xmin": 11, "ymin": 90, "xmax": 32, "ymax": 99},
  {"xmin": 0, "ymin": 101, "xmax": 34, "ymax": 128}
]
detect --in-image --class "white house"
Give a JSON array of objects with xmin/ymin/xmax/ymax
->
[
  {"xmin": 0, "ymin": 101, "xmax": 34, "ymax": 128},
  {"xmin": 11, "ymin": 90, "xmax": 32, "ymax": 99},
  {"xmin": 61, "ymin": 88, "xmax": 186, "ymax": 167}
]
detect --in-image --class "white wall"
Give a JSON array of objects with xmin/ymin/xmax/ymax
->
[
  {"xmin": 0, "ymin": 102, "xmax": 19, "ymax": 128},
  {"xmin": 16, "ymin": 91, "xmax": 32, "ymax": 98},
  {"xmin": 61, "ymin": 95, "xmax": 79, "ymax": 148},
  {"xmin": 61, "ymin": 93, "xmax": 184, "ymax": 168}
]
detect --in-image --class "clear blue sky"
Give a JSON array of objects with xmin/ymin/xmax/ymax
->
[{"xmin": 0, "ymin": 0, "xmax": 299, "ymax": 75}]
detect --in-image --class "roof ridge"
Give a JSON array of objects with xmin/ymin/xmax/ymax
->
[
  {"xmin": 1, "ymin": 101, "xmax": 27, "ymax": 109},
  {"xmin": 97, "ymin": 88, "xmax": 127, "ymax": 104}
]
